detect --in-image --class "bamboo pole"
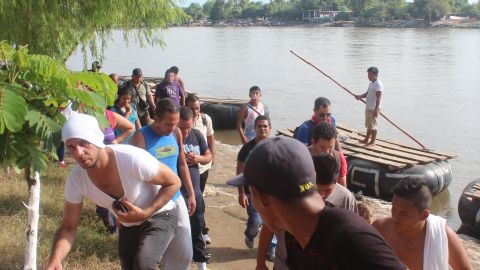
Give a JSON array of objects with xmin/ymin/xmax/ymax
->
[{"xmin": 290, "ymin": 50, "xmax": 427, "ymax": 149}]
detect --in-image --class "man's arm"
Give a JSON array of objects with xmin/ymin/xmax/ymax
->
[
  {"xmin": 207, "ymin": 135, "xmax": 215, "ymax": 163},
  {"xmin": 373, "ymin": 91, "xmax": 382, "ymax": 117},
  {"xmin": 236, "ymin": 105, "xmax": 248, "ymax": 144},
  {"xmin": 129, "ymin": 130, "xmax": 146, "ymax": 149},
  {"xmin": 446, "ymin": 225, "xmax": 473, "ymax": 270},
  {"xmin": 147, "ymin": 94, "xmax": 156, "ymax": 112},
  {"xmin": 236, "ymin": 161, "xmax": 248, "ymax": 208},
  {"xmin": 176, "ymin": 129, "xmax": 196, "ymax": 215},
  {"xmin": 256, "ymin": 225, "xmax": 275, "ymax": 270},
  {"xmin": 355, "ymin": 91, "xmax": 368, "ymax": 100},
  {"xmin": 112, "ymin": 111, "xmax": 134, "ymax": 143},
  {"xmin": 46, "ymin": 202, "xmax": 83, "ymax": 270},
  {"xmin": 114, "ymin": 162, "xmax": 181, "ymax": 223}
]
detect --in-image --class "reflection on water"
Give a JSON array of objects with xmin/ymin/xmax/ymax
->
[{"xmin": 67, "ymin": 27, "xmax": 480, "ymax": 229}]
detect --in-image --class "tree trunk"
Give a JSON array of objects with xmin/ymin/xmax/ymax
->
[{"xmin": 23, "ymin": 171, "xmax": 40, "ymax": 270}]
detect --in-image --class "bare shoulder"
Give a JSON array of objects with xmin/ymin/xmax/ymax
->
[{"xmin": 372, "ymin": 217, "xmax": 392, "ymax": 233}]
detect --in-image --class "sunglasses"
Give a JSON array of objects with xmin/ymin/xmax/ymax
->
[{"xmin": 319, "ymin": 113, "xmax": 332, "ymax": 117}]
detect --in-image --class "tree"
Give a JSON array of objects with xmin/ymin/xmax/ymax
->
[
  {"xmin": 0, "ymin": 42, "xmax": 116, "ymax": 269},
  {"xmin": 414, "ymin": 0, "xmax": 451, "ymax": 22},
  {"xmin": 185, "ymin": 3, "xmax": 206, "ymax": 20},
  {"xmin": 210, "ymin": 0, "xmax": 230, "ymax": 21},
  {"xmin": 0, "ymin": 0, "xmax": 187, "ymax": 63}
]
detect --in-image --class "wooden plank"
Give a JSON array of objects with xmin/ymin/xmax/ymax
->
[
  {"xmin": 337, "ymin": 127, "xmax": 449, "ymax": 161},
  {"xmin": 341, "ymin": 144, "xmax": 418, "ymax": 166},
  {"xmin": 464, "ymin": 190, "xmax": 480, "ymax": 199},
  {"xmin": 340, "ymin": 149, "xmax": 405, "ymax": 170},
  {"xmin": 341, "ymin": 141, "xmax": 436, "ymax": 164},
  {"xmin": 337, "ymin": 124, "xmax": 457, "ymax": 159}
]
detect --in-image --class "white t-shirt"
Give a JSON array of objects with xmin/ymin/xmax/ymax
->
[
  {"xmin": 64, "ymin": 144, "xmax": 175, "ymax": 227},
  {"xmin": 193, "ymin": 113, "xmax": 214, "ymax": 174},
  {"xmin": 365, "ymin": 79, "xmax": 383, "ymax": 111}
]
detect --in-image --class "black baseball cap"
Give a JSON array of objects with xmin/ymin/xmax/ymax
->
[
  {"xmin": 132, "ymin": 68, "xmax": 143, "ymax": 76},
  {"xmin": 91, "ymin": 61, "xmax": 102, "ymax": 69},
  {"xmin": 227, "ymin": 136, "xmax": 316, "ymax": 199}
]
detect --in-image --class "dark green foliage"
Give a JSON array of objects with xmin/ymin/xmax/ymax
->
[
  {"xmin": 0, "ymin": 42, "xmax": 116, "ymax": 177},
  {"xmin": 0, "ymin": 0, "xmax": 187, "ymax": 62}
]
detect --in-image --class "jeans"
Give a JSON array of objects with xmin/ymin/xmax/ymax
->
[
  {"xmin": 245, "ymin": 193, "xmax": 262, "ymax": 241},
  {"xmin": 190, "ymin": 195, "xmax": 208, "ymax": 262},
  {"xmin": 118, "ymin": 197, "xmax": 192, "ymax": 270},
  {"xmin": 56, "ymin": 142, "xmax": 65, "ymax": 162}
]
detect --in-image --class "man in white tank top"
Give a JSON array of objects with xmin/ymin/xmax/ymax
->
[
  {"xmin": 236, "ymin": 85, "xmax": 268, "ymax": 144},
  {"xmin": 373, "ymin": 178, "xmax": 472, "ymax": 270}
]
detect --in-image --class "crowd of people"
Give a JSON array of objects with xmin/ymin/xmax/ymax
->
[{"xmin": 46, "ymin": 64, "xmax": 473, "ymax": 270}]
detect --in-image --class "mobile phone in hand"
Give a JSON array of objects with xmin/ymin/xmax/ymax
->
[{"xmin": 112, "ymin": 200, "xmax": 128, "ymax": 213}]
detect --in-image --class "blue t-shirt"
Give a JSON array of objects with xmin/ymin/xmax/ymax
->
[
  {"xmin": 182, "ymin": 129, "xmax": 208, "ymax": 196},
  {"xmin": 296, "ymin": 116, "xmax": 336, "ymax": 146},
  {"xmin": 140, "ymin": 125, "xmax": 181, "ymax": 200}
]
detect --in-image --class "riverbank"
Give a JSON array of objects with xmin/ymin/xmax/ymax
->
[
  {"xmin": 0, "ymin": 142, "xmax": 479, "ymax": 269},
  {"xmin": 184, "ymin": 18, "xmax": 480, "ymax": 29}
]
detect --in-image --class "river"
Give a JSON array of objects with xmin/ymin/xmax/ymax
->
[{"xmin": 66, "ymin": 26, "xmax": 480, "ymax": 228}]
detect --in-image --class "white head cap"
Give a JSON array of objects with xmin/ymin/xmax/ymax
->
[{"xmin": 62, "ymin": 113, "xmax": 105, "ymax": 148}]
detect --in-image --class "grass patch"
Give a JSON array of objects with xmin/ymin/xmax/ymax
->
[{"xmin": 0, "ymin": 160, "xmax": 121, "ymax": 269}]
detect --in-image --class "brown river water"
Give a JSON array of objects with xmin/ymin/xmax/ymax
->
[{"xmin": 67, "ymin": 27, "xmax": 480, "ymax": 228}]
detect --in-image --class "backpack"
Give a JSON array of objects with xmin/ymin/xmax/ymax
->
[
  {"xmin": 201, "ymin": 113, "xmax": 207, "ymax": 127},
  {"xmin": 292, "ymin": 120, "xmax": 316, "ymax": 144}
]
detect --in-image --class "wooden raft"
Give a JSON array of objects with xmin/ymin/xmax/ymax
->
[
  {"xmin": 276, "ymin": 123, "xmax": 457, "ymax": 171},
  {"xmin": 464, "ymin": 183, "xmax": 480, "ymax": 200},
  {"xmin": 119, "ymin": 76, "xmax": 248, "ymax": 105}
]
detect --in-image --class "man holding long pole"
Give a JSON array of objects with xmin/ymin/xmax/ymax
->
[{"xmin": 355, "ymin": 66, "xmax": 383, "ymax": 146}]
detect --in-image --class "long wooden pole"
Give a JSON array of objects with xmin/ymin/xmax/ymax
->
[{"xmin": 290, "ymin": 50, "xmax": 427, "ymax": 149}]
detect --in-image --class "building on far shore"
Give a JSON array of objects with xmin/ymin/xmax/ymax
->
[{"xmin": 302, "ymin": 10, "xmax": 353, "ymax": 23}]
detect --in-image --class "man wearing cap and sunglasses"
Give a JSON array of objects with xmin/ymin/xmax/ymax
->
[
  {"xmin": 293, "ymin": 96, "xmax": 336, "ymax": 146},
  {"xmin": 46, "ymin": 113, "xmax": 192, "ymax": 270},
  {"xmin": 227, "ymin": 136, "xmax": 406, "ymax": 270}
]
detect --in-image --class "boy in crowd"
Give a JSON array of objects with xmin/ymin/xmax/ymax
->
[
  {"xmin": 186, "ymin": 93, "xmax": 215, "ymax": 244},
  {"xmin": 236, "ymin": 86, "xmax": 269, "ymax": 145},
  {"xmin": 155, "ymin": 69, "xmax": 185, "ymax": 107},
  {"xmin": 169, "ymin": 66, "xmax": 186, "ymax": 92},
  {"xmin": 236, "ymin": 116, "xmax": 276, "ymax": 257},
  {"xmin": 310, "ymin": 122, "xmax": 347, "ymax": 187},
  {"xmin": 355, "ymin": 66, "xmax": 383, "ymax": 146},
  {"xmin": 373, "ymin": 179, "xmax": 472, "ymax": 270},
  {"xmin": 178, "ymin": 107, "xmax": 213, "ymax": 270},
  {"xmin": 129, "ymin": 98, "xmax": 196, "ymax": 216},
  {"xmin": 228, "ymin": 136, "xmax": 406, "ymax": 270}
]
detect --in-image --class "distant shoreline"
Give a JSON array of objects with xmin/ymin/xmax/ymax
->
[{"xmin": 182, "ymin": 18, "xmax": 480, "ymax": 29}]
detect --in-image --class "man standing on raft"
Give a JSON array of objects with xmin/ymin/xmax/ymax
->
[{"xmin": 355, "ymin": 66, "xmax": 383, "ymax": 146}]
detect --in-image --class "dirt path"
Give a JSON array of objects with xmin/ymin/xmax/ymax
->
[{"xmin": 200, "ymin": 143, "xmax": 274, "ymax": 270}]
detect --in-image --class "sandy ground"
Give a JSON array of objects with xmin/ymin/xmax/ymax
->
[
  {"xmin": 201, "ymin": 143, "xmax": 480, "ymax": 270},
  {"xmin": 200, "ymin": 143, "xmax": 274, "ymax": 270}
]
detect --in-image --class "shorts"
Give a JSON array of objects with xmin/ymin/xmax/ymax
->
[{"xmin": 365, "ymin": 109, "xmax": 378, "ymax": 130}]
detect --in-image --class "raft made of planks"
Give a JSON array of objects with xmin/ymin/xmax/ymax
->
[
  {"xmin": 276, "ymin": 123, "xmax": 457, "ymax": 170},
  {"xmin": 463, "ymin": 183, "xmax": 480, "ymax": 200},
  {"xmin": 119, "ymin": 76, "xmax": 248, "ymax": 104}
]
